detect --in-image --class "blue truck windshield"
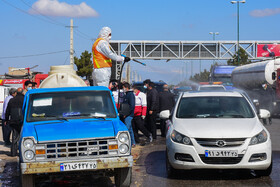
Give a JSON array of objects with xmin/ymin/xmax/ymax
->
[{"xmin": 27, "ymin": 91, "xmax": 117, "ymax": 122}]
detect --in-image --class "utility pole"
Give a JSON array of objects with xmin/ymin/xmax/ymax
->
[
  {"xmin": 66, "ymin": 19, "xmax": 77, "ymax": 66},
  {"xmin": 138, "ymin": 74, "xmax": 141, "ymax": 82},
  {"xmin": 231, "ymin": 1, "xmax": 246, "ymax": 65},
  {"xmin": 70, "ymin": 19, "xmax": 74, "ymax": 65},
  {"xmin": 127, "ymin": 64, "xmax": 131, "ymax": 83}
]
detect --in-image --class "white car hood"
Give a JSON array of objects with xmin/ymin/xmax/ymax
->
[{"xmin": 173, "ymin": 118, "xmax": 263, "ymax": 138}]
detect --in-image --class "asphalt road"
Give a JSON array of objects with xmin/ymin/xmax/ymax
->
[
  {"xmin": 132, "ymin": 118, "xmax": 280, "ymax": 187},
  {"xmin": 1, "ymin": 118, "xmax": 280, "ymax": 186}
]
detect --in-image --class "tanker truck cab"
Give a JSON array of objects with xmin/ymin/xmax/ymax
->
[{"xmin": 19, "ymin": 86, "xmax": 133, "ymax": 187}]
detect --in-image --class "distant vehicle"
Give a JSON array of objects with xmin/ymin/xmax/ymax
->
[
  {"xmin": 198, "ymin": 85, "xmax": 226, "ymax": 91},
  {"xmin": 162, "ymin": 91, "xmax": 272, "ymax": 178},
  {"xmin": 132, "ymin": 81, "xmax": 166, "ymax": 93},
  {"xmin": 173, "ymin": 86, "xmax": 192, "ymax": 102},
  {"xmin": 209, "ymin": 65, "xmax": 236, "ymax": 90},
  {"xmin": 132, "ymin": 81, "xmax": 167, "ymax": 127},
  {"xmin": 173, "ymin": 86, "xmax": 192, "ymax": 95},
  {"xmin": 232, "ymin": 58, "xmax": 280, "ymax": 115}
]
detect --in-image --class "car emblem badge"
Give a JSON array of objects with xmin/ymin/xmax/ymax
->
[{"xmin": 216, "ymin": 140, "xmax": 226, "ymax": 147}]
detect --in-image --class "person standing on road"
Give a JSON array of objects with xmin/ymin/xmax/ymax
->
[
  {"xmin": 1, "ymin": 88, "xmax": 17, "ymax": 146},
  {"xmin": 159, "ymin": 84, "xmax": 175, "ymax": 137},
  {"xmin": 132, "ymin": 85, "xmax": 153, "ymax": 144},
  {"xmin": 5, "ymin": 87, "xmax": 25, "ymax": 155},
  {"xmin": 92, "ymin": 27, "xmax": 130, "ymax": 87},
  {"xmin": 122, "ymin": 82, "xmax": 136, "ymax": 147},
  {"xmin": 144, "ymin": 80, "xmax": 159, "ymax": 140}
]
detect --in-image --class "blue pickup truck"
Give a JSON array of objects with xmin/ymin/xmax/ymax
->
[{"xmin": 19, "ymin": 86, "xmax": 133, "ymax": 187}]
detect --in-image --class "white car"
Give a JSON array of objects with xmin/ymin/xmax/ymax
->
[
  {"xmin": 163, "ymin": 91, "xmax": 272, "ymax": 177},
  {"xmin": 198, "ymin": 85, "xmax": 226, "ymax": 91}
]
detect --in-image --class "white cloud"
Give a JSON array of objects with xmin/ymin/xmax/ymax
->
[
  {"xmin": 250, "ymin": 8, "xmax": 280, "ymax": 17},
  {"xmin": 29, "ymin": 0, "xmax": 98, "ymax": 18}
]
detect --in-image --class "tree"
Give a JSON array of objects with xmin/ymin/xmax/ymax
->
[
  {"xmin": 74, "ymin": 50, "xmax": 93, "ymax": 80},
  {"xmin": 227, "ymin": 48, "xmax": 251, "ymax": 66},
  {"xmin": 189, "ymin": 69, "xmax": 210, "ymax": 83}
]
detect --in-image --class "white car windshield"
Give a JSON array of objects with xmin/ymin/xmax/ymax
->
[{"xmin": 176, "ymin": 96, "xmax": 255, "ymax": 118}]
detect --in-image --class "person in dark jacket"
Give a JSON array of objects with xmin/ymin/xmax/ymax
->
[
  {"xmin": 2, "ymin": 88, "xmax": 17, "ymax": 146},
  {"xmin": 122, "ymin": 82, "xmax": 136, "ymax": 147},
  {"xmin": 5, "ymin": 88, "xmax": 24, "ymax": 135},
  {"xmin": 5, "ymin": 87, "xmax": 25, "ymax": 156},
  {"xmin": 145, "ymin": 81, "xmax": 159, "ymax": 140},
  {"xmin": 159, "ymin": 84, "xmax": 175, "ymax": 137}
]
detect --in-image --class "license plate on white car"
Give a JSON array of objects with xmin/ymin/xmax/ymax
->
[
  {"xmin": 60, "ymin": 161, "xmax": 97, "ymax": 171},
  {"xmin": 205, "ymin": 150, "xmax": 238, "ymax": 157}
]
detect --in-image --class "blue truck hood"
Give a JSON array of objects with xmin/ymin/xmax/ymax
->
[{"xmin": 34, "ymin": 120, "xmax": 115, "ymax": 142}]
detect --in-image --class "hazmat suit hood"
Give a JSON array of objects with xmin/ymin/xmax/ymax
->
[{"xmin": 98, "ymin": 27, "xmax": 112, "ymax": 42}]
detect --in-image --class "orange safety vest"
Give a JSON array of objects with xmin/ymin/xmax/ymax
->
[{"xmin": 92, "ymin": 38, "xmax": 112, "ymax": 69}]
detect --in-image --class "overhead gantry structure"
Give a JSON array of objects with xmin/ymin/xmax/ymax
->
[{"xmin": 109, "ymin": 40, "xmax": 280, "ymax": 79}]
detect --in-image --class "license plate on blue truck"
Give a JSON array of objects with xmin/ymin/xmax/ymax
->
[{"xmin": 60, "ymin": 161, "xmax": 97, "ymax": 171}]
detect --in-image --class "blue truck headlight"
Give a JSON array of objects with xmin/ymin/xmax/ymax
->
[
  {"xmin": 23, "ymin": 139, "xmax": 34, "ymax": 149},
  {"xmin": 119, "ymin": 144, "xmax": 129, "ymax": 154},
  {"xmin": 119, "ymin": 133, "xmax": 129, "ymax": 144},
  {"xmin": 24, "ymin": 150, "xmax": 35, "ymax": 160},
  {"xmin": 250, "ymin": 130, "xmax": 268, "ymax": 145}
]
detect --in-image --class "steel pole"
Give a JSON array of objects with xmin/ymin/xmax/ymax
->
[{"xmin": 237, "ymin": 2, "xmax": 240, "ymax": 65}]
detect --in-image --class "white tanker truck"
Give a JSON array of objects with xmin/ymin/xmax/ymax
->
[
  {"xmin": 39, "ymin": 65, "xmax": 87, "ymax": 88},
  {"xmin": 232, "ymin": 58, "xmax": 280, "ymax": 115}
]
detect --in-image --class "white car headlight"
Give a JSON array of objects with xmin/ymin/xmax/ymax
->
[
  {"xmin": 119, "ymin": 133, "xmax": 129, "ymax": 143},
  {"xmin": 250, "ymin": 130, "xmax": 268, "ymax": 145},
  {"xmin": 24, "ymin": 150, "xmax": 35, "ymax": 160},
  {"xmin": 23, "ymin": 139, "xmax": 34, "ymax": 149},
  {"xmin": 171, "ymin": 130, "xmax": 192, "ymax": 145},
  {"xmin": 119, "ymin": 144, "xmax": 129, "ymax": 154}
]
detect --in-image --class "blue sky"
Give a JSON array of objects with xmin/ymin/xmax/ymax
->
[{"xmin": 0, "ymin": 0, "xmax": 280, "ymax": 84}]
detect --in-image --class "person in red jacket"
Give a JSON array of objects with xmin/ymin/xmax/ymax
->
[{"xmin": 132, "ymin": 85, "xmax": 153, "ymax": 144}]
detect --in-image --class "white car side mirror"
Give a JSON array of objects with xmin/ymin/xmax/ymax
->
[
  {"xmin": 159, "ymin": 110, "xmax": 170, "ymax": 119},
  {"xmin": 259, "ymin": 109, "xmax": 270, "ymax": 119}
]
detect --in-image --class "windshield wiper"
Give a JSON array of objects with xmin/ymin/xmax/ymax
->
[
  {"xmin": 40, "ymin": 115, "xmax": 69, "ymax": 121},
  {"xmin": 231, "ymin": 114, "xmax": 245, "ymax": 118},
  {"xmin": 56, "ymin": 117, "xmax": 69, "ymax": 121},
  {"xmin": 205, "ymin": 115, "xmax": 218, "ymax": 118},
  {"xmin": 71, "ymin": 113, "xmax": 107, "ymax": 120},
  {"xmin": 219, "ymin": 114, "xmax": 245, "ymax": 118}
]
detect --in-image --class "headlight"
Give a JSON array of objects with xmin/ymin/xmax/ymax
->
[
  {"xmin": 171, "ymin": 130, "xmax": 192, "ymax": 145},
  {"xmin": 119, "ymin": 144, "xmax": 129, "ymax": 154},
  {"xmin": 23, "ymin": 139, "xmax": 34, "ymax": 149},
  {"xmin": 250, "ymin": 130, "xmax": 268, "ymax": 145},
  {"xmin": 24, "ymin": 150, "xmax": 35, "ymax": 160},
  {"xmin": 119, "ymin": 133, "xmax": 129, "ymax": 143}
]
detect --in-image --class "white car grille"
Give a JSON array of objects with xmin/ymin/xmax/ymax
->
[{"xmin": 195, "ymin": 138, "xmax": 246, "ymax": 148}]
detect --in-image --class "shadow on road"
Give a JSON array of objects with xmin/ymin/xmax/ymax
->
[{"xmin": 144, "ymin": 149, "xmax": 278, "ymax": 183}]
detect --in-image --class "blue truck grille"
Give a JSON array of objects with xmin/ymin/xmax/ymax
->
[{"xmin": 36, "ymin": 139, "xmax": 113, "ymax": 161}]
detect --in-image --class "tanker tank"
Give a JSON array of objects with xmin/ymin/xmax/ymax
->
[
  {"xmin": 39, "ymin": 65, "xmax": 86, "ymax": 88},
  {"xmin": 232, "ymin": 58, "xmax": 280, "ymax": 90}
]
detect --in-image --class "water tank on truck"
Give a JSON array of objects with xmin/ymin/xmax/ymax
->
[
  {"xmin": 232, "ymin": 58, "xmax": 280, "ymax": 89},
  {"xmin": 232, "ymin": 58, "xmax": 280, "ymax": 115},
  {"xmin": 39, "ymin": 65, "xmax": 86, "ymax": 88}
]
